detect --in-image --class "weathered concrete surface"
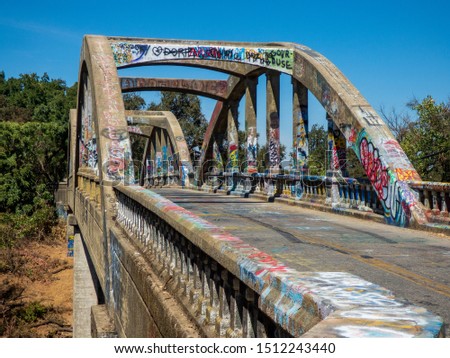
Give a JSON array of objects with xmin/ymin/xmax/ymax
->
[
  {"xmin": 73, "ymin": 234, "xmax": 98, "ymax": 338},
  {"xmin": 153, "ymin": 187, "xmax": 450, "ymax": 337},
  {"xmin": 120, "ymin": 77, "xmax": 229, "ymax": 101},
  {"xmin": 109, "ymin": 224, "xmax": 203, "ymax": 338},
  {"xmin": 91, "ymin": 305, "xmax": 117, "ymax": 338}
]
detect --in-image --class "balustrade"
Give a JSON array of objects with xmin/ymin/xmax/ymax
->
[
  {"xmin": 409, "ymin": 182, "xmax": 450, "ymax": 220},
  {"xmin": 114, "ymin": 186, "xmax": 301, "ymax": 337}
]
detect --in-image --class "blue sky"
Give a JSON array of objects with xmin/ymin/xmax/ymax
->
[{"xmin": 1, "ymin": 0, "xmax": 449, "ymax": 147}]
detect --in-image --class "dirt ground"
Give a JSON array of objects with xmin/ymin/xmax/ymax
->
[{"xmin": 0, "ymin": 223, "xmax": 73, "ymax": 338}]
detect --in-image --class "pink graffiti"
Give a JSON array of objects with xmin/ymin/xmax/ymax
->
[{"xmin": 359, "ymin": 137, "xmax": 389, "ymax": 200}]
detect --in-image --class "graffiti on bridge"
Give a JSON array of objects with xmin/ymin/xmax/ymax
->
[
  {"xmin": 111, "ymin": 42, "xmax": 294, "ymax": 74},
  {"xmin": 120, "ymin": 77, "xmax": 228, "ymax": 99},
  {"xmin": 355, "ymin": 130, "xmax": 419, "ymax": 226}
]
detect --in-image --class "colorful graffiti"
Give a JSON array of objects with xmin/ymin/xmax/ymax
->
[
  {"xmin": 67, "ymin": 235, "xmax": 74, "ymax": 257},
  {"xmin": 111, "ymin": 42, "xmax": 294, "ymax": 74},
  {"xmin": 91, "ymin": 41, "xmax": 134, "ymax": 184},
  {"xmin": 246, "ymin": 126, "xmax": 258, "ymax": 174},
  {"xmin": 228, "ymin": 125, "xmax": 239, "ymax": 172},
  {"xmin": 295, "ymin": 113, "xmax": 308, "ymax": 170},
  {"xmin": 395, "ymin": 168, "xmax": 421, "ymax": 181},
  {"xmin": 106, "ymin": 140, "xmax": 127, "ymax": 180},
  {"xmin": 121, "ymin": 186, "xmax": 443, "ymax": 337},
  {"xmin": 79, "ymin": 78, "xmax": 98, "ymax": 171},
  {"xmin": 354, "ymin": 130, "xmax": 421, "ymax": 226},
  {"xmin": 268, "ymin": 112, "xmax": 280, "ymax": 170},
  {"xmin": 326, "ymin": 118, "xmax": 347, "ymax": 174},
  {"xmin": 156, "ymin": 152, "xmax": 162, "ymax": 175}
]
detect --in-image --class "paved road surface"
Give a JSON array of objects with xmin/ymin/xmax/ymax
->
[{"xmin": 152, "ymin": 188, "xmax": 450, "ymax": 336}]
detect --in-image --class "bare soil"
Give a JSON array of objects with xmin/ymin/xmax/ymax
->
[{"xmin": 0, "ymin": 222, "xmax": 73, "ymax": 337}]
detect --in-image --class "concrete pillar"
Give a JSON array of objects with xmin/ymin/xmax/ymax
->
[
  {"xmin": 155, "ymin": 128, "xmax": 163, "ymax": 177},
  {"xmin": 292, "ymin": 79, "xmax": 308, "ymax": 173},
  {"xmin": 161, "ymin": 129, "xmax": 168, "ymax": 177},
  {"xmin": 73, "ymin": 233, "xmax": 98, "ymax": 337},
  {"xmin": 327, "ymin": 113, "xmax": 337, "ymax": 171},
  {"xmin": 227, "ymin": 102, "xmax": 239, "ymax": 173},
  {"xmin": 245, "ymin": 77, "xmax": 258, "ymax": 174},
  {"xmin": 266, "ymin": 71, "xmax": 281, "ymax": 173},
  {"xmin": 140, "ymin": 138, "xmax": 150, "ymax": 186},
  {"xmin": 327, "ymin": 114, "xmax": 348, "ymax": 176}
]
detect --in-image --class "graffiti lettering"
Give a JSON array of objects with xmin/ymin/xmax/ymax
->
[
  {"xmin": 111, "ymin": 42, "xmax": 294, "ymax": 74},
  {"xmin": 120, "ymin": 77, "xmax": 228, "ymax": 99},
  {"xmin": 355, "ymin": 130, "xmax": 418, "ymax": 226}
]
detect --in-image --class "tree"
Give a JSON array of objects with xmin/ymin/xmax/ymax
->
[
  {"xmin": 380, "ymin": 106, "xmax": 414, "ymax": 143},
  {"xmin": 123, "ymin": 92, "xmax": 146, "ymax": 111},
  {"xmin": 148, "ymin": 92, "xmax": 208, "ymax": 160},
  {"xmin": 123, "ymin": 93, "xmax": 147, "ymax": 179},
  {"xmin": 306, "ymin": 124, "xmax": 328, "ymax": 176},
  {"xmin": 0, "ymin": 72, "xmax": 77, "ymax": 213},
  {"xmin": 400, "ymin": 97, "xmax": 450, "ymax": 182},
  {"xmin": 0, "ymin": 72, "xmax": 77, "ymax": 250}
]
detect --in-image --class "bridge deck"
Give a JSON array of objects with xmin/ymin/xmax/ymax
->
[{"xmin": 152, "ymin": 187, "xmax": 450, "ymax": 336}]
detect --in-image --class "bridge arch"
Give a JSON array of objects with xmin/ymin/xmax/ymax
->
[
  {"xmin": 106, "ymin": 37, "xmax": 426, "ymax": 227},
  {"xmin": 75, "ymin": 35, "xmax": 428, "ymax": 228},
  {"xmin": 67, "ymin": 35, "xmax": 450, "ymax": 339}
]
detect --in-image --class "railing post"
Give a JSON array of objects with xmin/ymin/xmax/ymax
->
[
  {"xmin": 216, "ymin": 270, "xmax": 231, "ymax": 337},
  {"xmin": 432, "ymin": 191, "xmax": 440, "ymax": 216},
  {"xmin": 441, "ymin": 192, "xmax": 449, "ymax": 217},
  {"xmin": 230, "ymin": 278, "xmax": 243, "ymax": 337}
]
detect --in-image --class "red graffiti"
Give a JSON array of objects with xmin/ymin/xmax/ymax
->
[{"xmin": 359, "ymin": 137, "xmax": 389, "ymax": 200}]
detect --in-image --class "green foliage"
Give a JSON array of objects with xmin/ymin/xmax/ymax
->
[
  {"xmin": 123, "ymin": 92, "xmax": 147, "ymax": 111},
  {"xmin": 307, "ymin": 124, "xmax": 328, "ymax": 176},
  {"xmin": 0, "ymin": 122, "xmax": 67, "ymax": 212},
  {"xmin": 0, "ymin": 72, "xmax": 76, "ymax": 249},
  {"xmin": 0, "ymin": 72, "xmax": 76, "ymax": 125},
  {"xmin": 0, "ymin": 72, "xmax": 76, "ymax": 212},
  {"xmin": 400, "ymin": 97, "xmax": 450, "ymax": 182},
  {"xmin": 17, "ymin": 302, "xmax": 47, "ymax": 323},
  {"xmin": 148, "ymin": 92, "xmax": 208, "ymax": 158}
]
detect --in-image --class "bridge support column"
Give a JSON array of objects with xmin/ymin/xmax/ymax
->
[
  {"xmin": 227, "ymin": 102, "xmax": 239, "ymax": 192},
  {"xmin": 245, "ymin": 77, "xmax": 258, "ymax": 174},
  {"xmin": 266, "ymin": 71, "xmax": 281, "ymax": 174},
  {"xmin": 326, "ymin": 114, "xmax": 344, "ymax": 207},
  {"xmin": 293, "ymin": 79, "xmax": 308, "ymax": 173},
  {"xmin": 327, "ymin": 113, "xmax": 348, "ymax": 176}
]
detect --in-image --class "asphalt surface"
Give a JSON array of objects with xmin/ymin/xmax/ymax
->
[{"xmin": 152, "ymin": 187, "xmax": 450, "ymax": 337}]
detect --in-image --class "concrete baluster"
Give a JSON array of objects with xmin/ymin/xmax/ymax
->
[
  {"xmin": 197, "ymin": 257, "xmax": 211, "ymax": 317},
  {"xmin": 441, "ymin": 192, "xmax": 449, "ymax": 217},
  {"xmin": 230, "ymin": 278, "xmax": 243, "ymax": 337},
  {"xmin": 206, "ymin": 261, "xmax": 219, "ymax": 325},
  {"xmin": 244, "ymin": 288, "xmax": 257, "ymax": 337},
  {"xmin": 189, "ymin": 249, "xmax": 201, "ymax": 305},
  {"xmin": 216, "ymin": 270, "xmax": 231, "ymax": 337},
  {"xmin": 424, "ymin": 190, "xmax": 431, "ymax": 210},
  {"xmin": 432, "ymin": 191, "xmax": 440, "ymax": 215},
  {"xmin": 184, "ymin": 242, "xmax": 195, "ymax": 297}
]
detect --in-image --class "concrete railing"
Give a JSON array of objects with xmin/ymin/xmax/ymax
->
[
  {"xmin": 113, "ymin": 184, "xmax": 444, "ymax": 337},
  {"xmin": 408, "ymin": 181, "xmax": 450, "ymax": 220},
  {"xmin": 199, "ymin": 172, "xmax": 383, "ymax": 213}
]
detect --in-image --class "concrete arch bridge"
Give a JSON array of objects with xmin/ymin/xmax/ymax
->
[{"xmin": 65, "ymin": 35, "xmax": 450, "ymax": 338}]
